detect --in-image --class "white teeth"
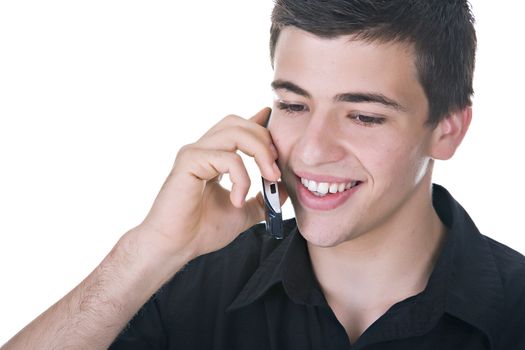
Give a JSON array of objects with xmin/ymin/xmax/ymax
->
[
  {"xmin": 301, "ymin": 177, "xmax": 359, "ymax": 195},
  {"xmin": 329, "ymin": 183, "xmax": 338, "ymax": 193},
  {"xmin": 317, "ymin": 182, "xmax": 329, "ymax": 195}
]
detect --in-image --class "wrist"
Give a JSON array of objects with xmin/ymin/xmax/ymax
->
[{"xmin": 118, "ymin": 226, "xmax": 195, "ymax": 288}]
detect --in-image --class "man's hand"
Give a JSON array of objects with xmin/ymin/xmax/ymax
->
[
  {"xmin": 137, "ymin": 107, "xmax": 285, "ymax": 261},
  {"xmin": 1, "ymin": 107, "xmax": 287, "ymax": 350}
]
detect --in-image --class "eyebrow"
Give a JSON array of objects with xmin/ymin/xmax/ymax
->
[{"xmin": 271, "ymin": 79, "xmax": 407, "ymax": 112}]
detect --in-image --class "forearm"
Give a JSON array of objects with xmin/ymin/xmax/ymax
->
[
  {"xmin": 2, "ymin": 228, "xmax": 191, "ymax": 350},
  {"xmin": 2, "ymin": 109, "xmax": 275, "ymax": 349}
]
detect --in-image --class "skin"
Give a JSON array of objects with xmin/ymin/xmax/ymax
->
[
  {"xmin": 269, "ymin": 27, "xmax": 471, "ymax": 341},
  {"xmin": 1, "ymin": 27, "xmax": 470, "ymax": 349},
  {"xmin": 272, "ymin": 27, "xmax": 443, "ymax": 246},
  {"xmin": 2, "ymin": 108, "xmax": 282, "ymax": 350}
]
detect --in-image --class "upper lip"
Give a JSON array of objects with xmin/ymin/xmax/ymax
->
[{"xmin": 294, "ymin": 171, "xmax": 361, "ymax": 184}]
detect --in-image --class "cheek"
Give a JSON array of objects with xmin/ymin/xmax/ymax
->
[
  {"xmin": 269, "ymin": 118, "xmax": 299, "ymax": 161},
  {"xmin": 360, "ymin": 135, "xmax": 429, "ymax": 188}
]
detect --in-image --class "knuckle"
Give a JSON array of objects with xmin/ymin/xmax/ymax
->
[
  {"xmin": 176, "ymin": 143, "xmax": 195, "ymax": 159},
  {"xmin": 228, "ymin": 152, "xmax": 243, "ymax": 165},
  {"xmin": 227, "ymin": 153, "xmax": 248, "ymax": 177},
  {"xmin": 230, "ymin": 125, "xmax": 246, "ymax": 135},
  {"xmin": 222, "ymin": 114, "xmax": 240, "ymax": 124}
]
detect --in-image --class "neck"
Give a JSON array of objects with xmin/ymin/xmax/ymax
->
[{"xmin": 308, "ymin": 180, "xmax": 446, "ymax": 307}]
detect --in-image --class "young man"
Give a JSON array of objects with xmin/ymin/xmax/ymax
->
[{"xmin": 3, "ymin": 0, "xmax": 524, "ymax": 349}]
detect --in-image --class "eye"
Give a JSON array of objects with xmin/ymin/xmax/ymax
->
[
  {"xmin": 349, "ymin": 113, "xmax": 385, "ymax": 126},
  {"xmin": 276, "ymin": 101, "xmax": 308, "ymax": 115}
]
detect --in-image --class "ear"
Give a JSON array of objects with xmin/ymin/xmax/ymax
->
[{"xmin": 430, "ymin": 107, "xmax": 472, "ymax": 160}]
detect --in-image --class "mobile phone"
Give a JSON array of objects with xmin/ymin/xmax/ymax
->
[
  {"xmin": 262, "ymin": 177, "xmax": 283, "ymax": 239},
  {"xmin": 262, "ymin": 111, "xmax": 283, "ymax": 239}
]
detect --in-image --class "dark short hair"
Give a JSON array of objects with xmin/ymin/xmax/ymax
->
[{"xmin": 270, "ymin": 0, "xmax": 477, "ymax": 125}]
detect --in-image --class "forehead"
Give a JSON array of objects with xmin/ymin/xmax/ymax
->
[{"xmin": 272, "ymin": 27, "xmax": 426, "ymax": 111}]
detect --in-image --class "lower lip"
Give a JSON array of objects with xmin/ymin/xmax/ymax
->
[{"xmin": 296, "ymin": 178, "xmax": 362, "ymax": 211}]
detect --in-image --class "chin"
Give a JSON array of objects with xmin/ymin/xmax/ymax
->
[{"xmin": 295, "ymin": 215, "xmax": 355, "ymax": 248}]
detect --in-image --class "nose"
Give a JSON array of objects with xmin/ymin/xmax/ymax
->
[{"xmin": 293, "ymin": 111, "xmax": 346, "ymax": 167}]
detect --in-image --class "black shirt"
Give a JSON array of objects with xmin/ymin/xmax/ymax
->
[{"xmin": 110, "ymin": 185, "xmax": 525, "ymax": 349}]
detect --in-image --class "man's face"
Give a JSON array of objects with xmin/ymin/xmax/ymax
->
[{"xmin": 269, "ymin": 27, "xmax": 438, "ymax": 247}]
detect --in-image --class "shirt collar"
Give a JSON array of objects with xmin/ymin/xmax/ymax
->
[
  {"xmin": 227, "ymin": 184, "xmax": 505, "ymax": 344},
  {"xmin": 432, "ymin": 184, "xmax": 505, "ymax": 345},
  {"xmin": 227, "ymin": 219, "xmax": 324, "ymax": 311}
]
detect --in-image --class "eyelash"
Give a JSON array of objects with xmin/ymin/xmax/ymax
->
[
  {"xmin": 276, "ymin": 102, "xmax": 386, "ymax": 126},
  {"xmin": 348, "ymin": 114, "xmax": 386, "ymax": 126},
  {"xmin": 277, "ymin": 102, "xmax": 307, "ymax": 114}
]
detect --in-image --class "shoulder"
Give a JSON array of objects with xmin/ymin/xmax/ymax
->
[
  {"xmin": 178, "ymin": 223, "xmax": 268, "ymax": 286},
  {"xmin": 483, "ymin": 236, "xmax": 525, "ymax": 348},
  {"xmin": 483, "ymin": 235, "xmax": 525, "ymax": 292},
  {"xmin": 181, "ymin": 218, "xmax": 295, "ymax": 281},
  {"xmin": 158, "ymin": 219, "xmax": 296, "ymax": 308}
]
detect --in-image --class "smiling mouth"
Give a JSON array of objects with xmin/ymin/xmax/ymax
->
[{"xmin": 300, "ymin": 177, "xmax": 362, "ymax": 197}]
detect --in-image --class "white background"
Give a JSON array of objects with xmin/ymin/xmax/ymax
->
[{"xmin": 0, "ymin": 0, "xmax": 523, "ymax": 344}]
